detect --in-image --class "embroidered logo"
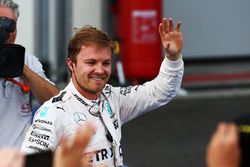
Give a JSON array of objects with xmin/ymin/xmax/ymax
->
[
  {"xmin": 105, "ymin": 101, "xmax": 113, "ymax": 118},
  {"xmin": 73, "ymin": 112, "xmax": 87, "ymax": 126},
  {"xmin": 39, "ymin": 107, "xmax": 49, "ymax": 118}
]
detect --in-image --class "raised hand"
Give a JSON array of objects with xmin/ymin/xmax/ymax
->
[
  {"xmin": 159, "ymin": 17, "xmax": 183, "ymax": 61},
  {"xmin": 0, "ymin": 148, "xmax": 24, "ymax": 167},
  {"xmin": 53, "ymin": 123, "xmax": 94, "ymax": 167},
  {"xmin": 206, "ymin": 123, "xmax": 240, "ymax": 167}
]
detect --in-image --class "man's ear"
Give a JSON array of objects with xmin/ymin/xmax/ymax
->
[{"xmin": 66, "ymin": 58, "xmax": 74, "ymax": 72}]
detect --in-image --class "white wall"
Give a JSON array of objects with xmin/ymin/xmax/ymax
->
[
  {"xmin": 72, "ymin": 0, "xmax": 102, "ymax": 31},
  {"xmin": 14, "ymin": 0, "xmax": 35, "ymax": 55},
  {"xmin": 163, "ymin": 0, "xmax": 250, "ymax": 58},
  {"xmin": 13, "ymin": 0, "xmax": 102, "ymax": 58}
]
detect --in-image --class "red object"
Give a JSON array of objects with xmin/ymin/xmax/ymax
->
[
  {"xmin": 6, "ymin": 78, "xmax": 30, "ymax": 93},
  {"xmin": 183, "ymin": 72, "xmax": 250, "ymax": 84},
  {"xmin": 116, "ymin": 0, "xmax": 162, "ymax": 80}
]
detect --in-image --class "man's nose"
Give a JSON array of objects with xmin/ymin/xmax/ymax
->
[{"xmin": 95, "ymin": 64, "xmax": 105, "ymax": 73}]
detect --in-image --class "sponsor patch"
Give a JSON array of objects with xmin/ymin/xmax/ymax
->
[
  {"xmin": 73, "ymin": 93, "xmax": 90, "ymax": 107},
  {"xmin": 105, "ymin": 101, "xmax": 114, "ymax": 118},
  {"xmin": 34, "ymin": 119, "xmax": 53, "ymax": 125},
  {"xmin": 31, "ymin": 131, "xmax": 50, "ymax": 140},
  {"xmin": 104, "ymin": 85, "xmax": 111, "ymax": 94},
  {"xmin": 32, "ymin": 124, "xmax": 51, "ymax": 132},
  {"xmin": 27, "ymin": 146, "xmax": 46, "ymax": 152},
  {"xmin": 91, "ymin": 145, "xmax": 123, "ymax": 165},
  {"xmin": 28, "ymin": 137, "xmax": 49, "ymax": 148},
  {"xmin": 120, "ymin": 86, "xmax": 132, "ymax": 96},
  {"xmin": 56, "ymin": 106, "xmax": 65, "ymax": 112},
  {"xmin": 52, "ymin": 91, "xmax": 66, "ymax": 103},
  {"xmin": 39, "ymin": 107, "xmax": 49, "ymax": 118},
  {"xmin": 113, "ymin": 119, "xmax": 119, "ymax": 129}
]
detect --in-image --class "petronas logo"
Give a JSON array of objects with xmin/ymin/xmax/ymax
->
[{"xmin": 105, "ymin": 101, "xmax": 113, "ymax": 118}]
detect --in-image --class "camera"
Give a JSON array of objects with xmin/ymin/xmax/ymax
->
[
  {"xmin": 0, "ymin": 44, "xmax": 25, "ymax": 78},
  {"xmin": 0, "ymin": 17, "xmax": 25, "ymax": 78},
  {"xmin": 0, "ymin": 17, "xmax": 16, "ymax": 45}
]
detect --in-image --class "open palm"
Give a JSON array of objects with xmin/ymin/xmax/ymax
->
[{"xmin": 159, "ymin": 17, "xmax": 183, "ymax": 60}]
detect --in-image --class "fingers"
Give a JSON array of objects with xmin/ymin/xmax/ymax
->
[
  {"xmin": 208, "ymin": 122, "xmax": 239, "ymax": 151},
  {"xmin": 169, "ymin": 18, "xmax": 174, "ymax": 32},
  {"xmin": 206, "ymin": 122, "xmax": 240, "ymax": 167},
  {"xmin": 0, "ymin": 149, "xmax": 24, "ymax": 167},
  {"xmin": 159, "ymin": 20, "xmax": 165, "ymax": 37},
  {"xmin": 74, "ymin": 123, "xmax": 94, "ymax": 149},
  {"xmin": 159, "ymin": 17, "xmax": 168, "ymax": 35},
  {"xmin": 59, "ymin": 123, "xmax": 95, "ymax": 155},
  {"xmin": 218, "ymin": 122, "xmax": 239, "ymax": 143},
  {"xmin": 176, "ymin": 21, "xmax": 181, "ymax": 32},
  {"xmin": 59, "ymin": 135, "xmax": 70, "ymax": 154},
  {"xmin": 54, "ymin": 123, "xmax": 95, "ymax": 167},
  {"xmin": 159, "ymin": 17, "xmax": 181, "ymax": 34},
  {"xmin": 82, "ymin": 152, "xmax": 96, "ymax": 167},
  {"xmin": 216, "ymin": 122, "xmax": 238, "ymax": 137},
  {"xmin": 162, "ymin": 17, "xmax": 168, "ymax": 33}
]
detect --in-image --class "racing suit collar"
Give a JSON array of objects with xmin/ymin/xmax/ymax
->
[{"xmin": 65, "ymin": 80, "xmax": 100, "ymax": 103}]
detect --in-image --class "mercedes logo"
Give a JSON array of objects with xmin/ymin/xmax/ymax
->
[{"xmin": 73, "ymin": 112, "xmax": 87, "ymax": 126}]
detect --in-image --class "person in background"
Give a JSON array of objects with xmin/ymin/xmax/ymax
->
[
  {"xmin": 22, "ymin": 17, "xmax": 184, "ymax": 167},
  {"xmin": 0, "ymin": 0, "xmax": 59, "ymax": 149}
]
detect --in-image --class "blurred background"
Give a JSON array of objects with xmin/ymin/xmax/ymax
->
[{"xmin": 15, "ymin": 0, "xmax": 250, "ymax": 166}]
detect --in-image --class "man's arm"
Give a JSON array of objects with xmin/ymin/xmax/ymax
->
[
  {"xmin": 22, "ymin": 65, "xmax": 59, "ymax": 103},
  {"xmin": 119, "ymin": 17, "xmax": 184, "ymax": 123}
]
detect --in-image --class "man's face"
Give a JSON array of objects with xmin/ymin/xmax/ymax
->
[
  {"xmin": 0, "ymin": 6, "xmax": 17, "ymax": 43},
  {"xmin": 68, "ymin": 45, "xmax": 112, "ymax": 98}
]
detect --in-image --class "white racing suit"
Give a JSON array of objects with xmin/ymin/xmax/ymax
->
[{"xmin": 21, "ymin": 57, "xmax": 184, "ymax": 167}]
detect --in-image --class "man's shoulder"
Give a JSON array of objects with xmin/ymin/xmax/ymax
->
[
  {"xmin": 50, "ymin": 90, "xmax": 73, "ymax": 104},
  {"xmin": 33, "ymin": 91, "xmax": 71, "ymax": 121},
  {"xmin": 24, "ymin": 53, "xmax": 44, "ymax": 72},
  {"xmin": 51, "ymin": 91, "xmax": 69, "ymax": 103},
  {"xmin": 39, "ymin": 91, "xmax": 71, "ymax": 111},
  {"xmin": 24, "ymin": 53, "xmax": 40, "ymax": 62}
]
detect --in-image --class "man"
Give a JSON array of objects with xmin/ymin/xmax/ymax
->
[
  {"xmin": 0, "ymin": 0, "xmax": 59, "ymax": 148},
  {"xmin": 22, "ymin": 17, "xmax": 184, "ymax": 166}
]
